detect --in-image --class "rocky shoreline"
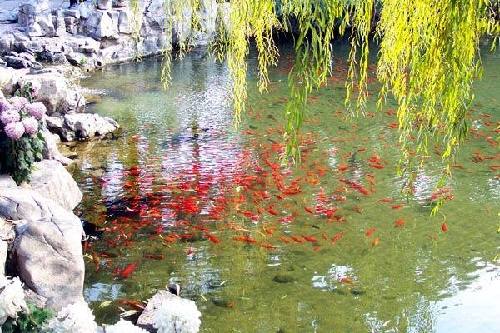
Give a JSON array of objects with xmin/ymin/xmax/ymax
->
[{"xmin": 0, "ymin": 0, "xmax": 220, "ymax": 331}]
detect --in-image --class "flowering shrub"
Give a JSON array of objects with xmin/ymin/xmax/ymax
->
[{"xmin": 0, "ymin": 97, "xmax": 46, "ymax": 184}]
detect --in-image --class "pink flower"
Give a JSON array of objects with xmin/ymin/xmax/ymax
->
[
  {"xmin": 4, "ymin": 122, "xmax": 25, "ymax": 140},
  {"xmin": 0, "ymin": 100, "xmax": 11, "ymax": 113},
  {"xmin": 22, "ymin": 117, "xmax": 38, "ymax": 135},
  {"xmin": 9, "ymin": 97, "xmax": 29, "ymax": 112},
  {"xmin": 26, "ymin": 102, "xmax": 47, "ymax": 120},
  {"xmin": 0, "ymin": 109, "xmax": 21, "ymax": 125}
]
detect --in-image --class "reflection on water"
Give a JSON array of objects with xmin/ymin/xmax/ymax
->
[{"xmin": 70, "ymin": 45, "xmax": 500, "ymax": 332}]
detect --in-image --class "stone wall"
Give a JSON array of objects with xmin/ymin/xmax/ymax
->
[{"xmin": 0, "ymin": 0, "xmax": 222, "ymax": 70}]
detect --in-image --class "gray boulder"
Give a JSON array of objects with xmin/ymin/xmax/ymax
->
[
  {"xmin": 0, "ymin": 176, "xmax": 17, "ymax": 189},
  {"xmin": 61, "ymin": 113, "xmax": 119, "ymax": 141},
  {"xmin": 14, "ymin": 218, "xmax": 85, "ymax": 310},
  {"xmin": 0, "ymin": 1, "xmax": 19, "ymax": 22},
  {"xmin": 192, "ymin": 0, "xmax": 217, "ymax": 45},
  {"xmin": 113, "ymin": 0, "xmax": 129, "ymax": 8},
  {"xmin": 0, "ymin": 187, "xmax": 85, "ymax": 310},
  {"xmin": 137, "ymin": 290, "xmax": 202, "ymax": 332},
  {"xmin": 4, "ymin": 55, "xmax": 31, "ymax": 69},
  {"xmin": 41, "ymin": 129, "xmax": 73, "ymax": 166},
  {"xmin": 18, "ymin": 0, "xmax": 55, "ymax": 37},
  {"xmin": 29, "ymin": 160, "xmax": 81, "ymax": 210},
  {"xmin": 0, "ymin": 236, "xmax": 6, "ymax": 277},
  {"xmin": 117, "ymin": 10, "xmax": 131, "ymax": 34},
  {"xmin": 0, "ymin": 217, "xmax": 14, "ymax": 277},
  {"xmin": 97, "ymin": 0, "xmax": 113, "ymax": 11},
  {"xmin": 19, "ymin": 71, "xmax": 85, "ymax": 115},
  {"xmin": 0, "ymin": 67, "xmax": 24, "ymax": 96},
  {"xmin": 172, "ymin": 3, "xmax": 193, "ymax": 46},
  {"xmin": 86, "ymin": 10, "xmax": 117, "ymax": 40}
]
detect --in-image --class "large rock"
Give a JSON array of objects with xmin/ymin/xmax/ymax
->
[
  {"xmin": 85, "ymin": 10, "xmax": 117, "ymax": 40},
  {"xmin": 14, "ymin": 219, "xmax": 85, "ymax": 310},
  {"xmin": 0, "ymin": 67, "xmax": 26, "ymax": 96},
  {"xmin": 4, "ymin": 55, "xmax": 31, "ymax": 69},
  {"xmin": 0, "ymin": 176, "xmax": 17, "ymax": 189},
  {"xmin": 217, "ymin": 2, "xmax": 231, "ymax": 33},
  {"xmin": 97, "ymin": 0, "xmax": 113, "ymax": 11},
  {"xmin": 0, "ymin": 1, "xmax": 19, "ymax": 22},
  {"xmin": 41, "ymin": 129, "xmax": 73, "ymax": 166},
  {"xmin": 117, "ymin": 10, "xmax": 132, "ymax": 34},
  {"xmin": 0, "ymin": 186, "xmax": 85, "ymax": 310},
  {"xmin": 0, "ymin": 236, "xmax": 7, "ymax": 276},
  {"xmin": 19, "ymin": 71, "xmax": 85, "ymax": 115},
  {"xmin": 0, "ymin": 187, "xmax": 83, "ymax": 250},
  {"xmin": 61, "ymin": 113, "xmax": 119, "ymax": 141},
  {"xmin": 137, "ymin": 290, "xmax": 202, "ymax": 332},
  {"xmin": 29, "ymin": 160, "xmax": 81, "ymax": 210},
  {"xmin": 172, "ymin": 3, "xmax": 193, "ymax": 46},
  {"xmin": 192, "ymin": 0, "xmax": 217, "ymax": 45},
  {"xmin": 0, "ymin": 0, "xmax": 227, "ymax": 71},
  {"xmin": 18, "ymin": 0, "xmax": 55, "ymax": 37},
  {"xmin": 0, "ymin": 217, "xmax": 14, "ymax": 277}
]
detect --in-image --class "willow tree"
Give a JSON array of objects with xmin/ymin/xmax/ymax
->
[{"xmin": 156, "ymin": 0, "xmax": 498, "ymax": 210}]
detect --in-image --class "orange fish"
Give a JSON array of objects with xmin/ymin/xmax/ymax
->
[
  {"xmin": 331, "ymin": 232, "xmax": 345, "ymax": 244},
  {"xmin": 339, "ymin": 277, "xmax": 353, "ymax": 284},
  {"xmin": 338, "ymin": 164, "xmax": 349, "ymax": 172},
  {"xmin": 280, "ymin": 215, "xmax": 293, "ymax": 224},
  {"xmin": 233, "ymin": 235, "xmax": 257, "ymax": 244},
  {"xmin": 118, "ymin": 299, "xmax": 145, "ymax": 311},
  {"xmin": 143, "ymin": 253, "xmax": 164, "ymax": 260},
  {"xmin": 279, "ymin": 236, "xmax": 292, "ymax": 244},
  {"xmin": 365, "ymin": 227, "xmax": 377, "ymax": 237},
  {"xmin": 303, "ymin": 235, "xmax": 318, "ymax": 243},
  {"xmin": 368, "ymin": 155, "xmax": 381, "ymax": 164},
  {"xmin": 263, "ymin": 226, "xmax": 275, "ymax": 236},
  {"xmin": 304, "ymin": 206, "xmax": 315, "ymax": 214},
  {"xmin": 394, "ymin": 219, "xmax": 405, "ymax": 228},
  {"xmin": 205, "ymin": 233, "xmax": 221, "ymax": 244},
  {"xmin": 260, "ymin": 242, "xmax": 277, "ymax": 250},
  {"xmin": 441, "ymin": 223, "xmax": 448, "ymax": 232},
  {"xmin": 118, "ymin": 263, "xmax": 138, "ymax": 279},
  {"xmin": 91, "ymin": 252, "xmax": 100, "ymax": 271},
  {"xmin": 267, "ymin": 205, "xmax": 279, "ymax": 216},
  {"xmin": 340, "ymin": 179, "xmax": 370, "ymax": 195},
  {"xmin": 291, "ymin": 235, "xmax": 305, "ymax": 243},
  {"xmin": 369, "ymin": 163, "xmax": 385, "ymax": 169},
  {"xmin": 372, "ymin": 237, "xmax": 380, "ymax": 247}
]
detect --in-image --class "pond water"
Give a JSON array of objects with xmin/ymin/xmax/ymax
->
[{"xmin": 71, "ymin": 43, "xmax": 499, "ymax": 332}]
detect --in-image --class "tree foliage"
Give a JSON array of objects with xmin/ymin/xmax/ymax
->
[{"xmin": 154, "ymin": 0, "xmax": 498, "ymax": 200}]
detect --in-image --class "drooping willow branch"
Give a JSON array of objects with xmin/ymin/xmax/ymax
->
[
  {"xmin": 226, "ymin": 0, "xmax": 281, "ymax": 124},
  {"xmin": 377, "ymin": 0, "xmax": 497, "ymax": 212},
  {"xmin": 281, "ymin": 0, "xmax": 348, "ymax": 161},
  {"xmin": 131, "ymin": 0, "xmax": 499, "ymax": 206}
]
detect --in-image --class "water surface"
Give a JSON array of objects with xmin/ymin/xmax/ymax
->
[{"xmin": 71, "ymin": 44, "xmax": 499, "ymax": 332}]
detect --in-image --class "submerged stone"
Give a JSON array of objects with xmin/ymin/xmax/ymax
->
[
  {"xmin": 272, "ymin": 274, "xmax": 296, "ymax": 284},
  {"xmin": 350, "ymin": 288, "xmax": 366, "ymax": 296},
  {"xmin": 211, "ymin": 297, "xmax": 234, "ymax": 308}
]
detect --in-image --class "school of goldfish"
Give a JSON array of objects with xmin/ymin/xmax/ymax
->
[{"xmin": 79, "ymin": 55, "xmax": 499, "ymax": 299}]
